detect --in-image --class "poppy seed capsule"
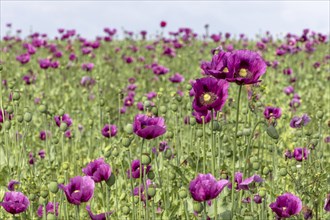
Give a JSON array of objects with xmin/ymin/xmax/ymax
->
[
  {"xmin": 316, "ymin": 111, "xmax": 323, "ymax": 119},
  {"xmin": 133, "ymin": 197, "xmax": 139, "ymax": 204},
  {"xmin": 147, "ymin": 171, "xmax": 155, "ymax": 180},
  {"xmin": 263, "ymin": 167, "xmax": 270, "ymax": 175},
  {"xmin": 12, "ymin": 92, "xmax": 20, "ymax": 101},
  {"xmin": 193, "ymin": 203, "xmax": 203, "ymax": 213},
  {"xmin": 57, "ymin": 177, "xmax": 65, "ymax": 184},
  {"xmin": 47, "ymin": 214, "xmax": 56, "ymax": 220},
  {"xmin": 151, "ymin": 107, "xmax": 158, "ymax": 115},
  {"xmin": 144, "ymin": 101, "xmax": 151, "ymax": 107},
  {"xmin": 38, "ymin": 105, "xmax": 47, "ymax": 113},
  {"xmin": 164, "ymin": 149, "xmax": 172, "ymax": 159},
  {"xmin": 7, "ymin": 106, "xmax": 14, "ymax": 114},
  {"xmin": 266, "ymin": 125, "xmax": 279, "ymax": 139},
  {"xmin": 16, "ymin": 115, "xmax": 23, "ymax": 123},
  {"xmin": 112, "ymin": 148, "xmax": 119, "ymax": 157},
  {"xmin": 170, "ymin": 103, "xmax": 178, "ymax": 111},
  {"xmin": 186, "ymin": 84, "xmax": 192, "ymax": 91},
  {"xmin": 124, "ymin": 124, "xmax": 133, "ymax": 134},
  {"xmin": 60, "ymin": 122, "xmax": 68, "ymax": 131},
  {"xmin": 141, "ymin": 154, "xmax": 151, "ymax": 165},
  {"xmin": 279, "ymin": 168, "xmax": 287, "ymax": 176},
  {"xmin": 179, "ymin": 189, "xmax": 187, "ymax": 199},
  {"xmin": 147, "ymin": 187, "xmax": 156, "ymax": 197},
  {"xmin": 122, "ymin": 206, "xmax": 130, "ymax": 215},
  {"xmin": 52, "ymin": 137, "xmax": 59, "ymax": 144},
  {"xmin": 24, "ymin": 112, "xmax": 32, "ymax": 122},
  {"xmin": 166, "ymin": 131, "xmax": 174, "ymax": 139},
  {"xmin": 159, "ymin": 106, "xmax": 167, "ymax": 114},
  {"xmin": 122, "ymin": 138, "xmax": 132, "ymax": 147},
  {"xmin": 48, "ymin": 182, "xmax": 58, "ymax": 194},
  {"xmin": 40, "ymin": 190, "xmax": 49, "ymax": 198},
  {"xmin": 196, "ymin": 129, "xmax": 203, "ymax": 138},
  {"xmin": 38, "ymin": 197, "xmax": 46, "ymax": 205},
  {"xmin": 252, "ymin": 162, "xmax": 260, "ymax": 170},
  {"xmin": 258, "ymin": 189, "xmax": 266, "ymax": 197}
]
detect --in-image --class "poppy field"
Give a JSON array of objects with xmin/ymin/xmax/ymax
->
[{"xmin": 0, "ymin": 22, "xmax": 329, "ymax": 220}]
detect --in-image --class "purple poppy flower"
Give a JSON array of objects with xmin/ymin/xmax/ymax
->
[
  {"xmin": 86, "ymin": 205, "xmax": 113, "ymax": 220},
  {"xmin": 54, "ymin": 114, "xmax": 72, "ymax": 127},
  {"xmin": 283, "ymin": 68, "xmax": 293, "ymax": 75},
  {"xmin": 136, "ymin": 102, "xmax": 144, "ymax": 111},
  {"xmin": 290, "ymin": 114, "xmax": 311, "ymax": 128},
  {"xmin": 0, "ymin": 192, "xmax": 30, "ymax": 214},
  {"xmin": 16, "ymin": 53, "xmax": 30, "ymax": 64},
  {"xmin": 101, "ymin": 124, "xmax": 117, "ymax": 138},
  {"xmin": 200, "ymin": 51, "xmax": 231, "ymax": 79},
  {"xmin": 293, "ymin": 148, "xmax": 310, "ymax": 161},
  {"xmin": 169, "ymin": 73, "xmax": 184, "ymax": 83},
  {"xmin": 80, "ymin": 76, "xmax": 96, "ymax": 87},
  {"xmin": 269, "ymin": 193, "xmax": 302, "ymax": 218},
  {"xmin": 324, "ymin": 136, "xmax": 330, "ymax": 143},
  {"xmin": 37, "ymin": 202, "xmax": 59, "ymax": 218},
  {"xmin": 226, "ymin": 50, "xmax": 267, "ymax": 85},
  {"xmin": 254, "ymin": 195, "xmax": 262, "ymax": 204},
  {"xmin": 22, "ymin": 74, "xmax": 36, "ymax": 85},
  {"xmin": 146, "ymin": 92, "xmax": 157, "ymax": 100},
  {"xmin": 39, "ymin": 130, "xmax": 50, "ymax": 140},
  {"xmin": 64, "ymin": 130, "xmax": 72, "ymax": 138},
  {"xmin": 242, "ymin": 197, "xmax": 251, "ymax": 203},
  {"xmin": 159, "ymin": 141, "xmax": 169, "ymax": 152},
  {"xmin": 133, "ymin": 114, "xmax": 166, "ymax": 140},
  {"xmin": 38, "ymin": 149, "xmax": 46, "ymax": 159},
  {"xmin": 69, "ymin": 53, "xmax": 76, "ymax": 61},
  {"xmin": 0, "ymin": 110, "xmax": 13, "ymax": 123},
  {"xmin": 82, "ymin": 158, "xmax": 111, "ymax": 183},
  {"xmin": 189, "ymin": 173, "xmax": 229, "ymax": 203},
  {"xmin": 39, "ymin": 59, "xmax": 51, "ymax": 69},
  {"xmin": 264, "ymin": 106, "xmax": 282, "ymax": 120},
  {"xmin": 284, "ymin": 149, "xmax": 293, "ymax": 159},
  {"xmin": 152, "ymin": 64, "xmax": 169, "ymax": 75},
  {"xmin": 133, "ymin": 179, "xmax": 154, "ymax": 202},
  {"xmin": 7, "ymin": 180, "xmax": 20, "ymax": 191},
  {"xmin": 324, "ymin": 194, "xmax": 330, "ymax": 212},
  {"xmin": 192, "ymin": 77, "xmax": 229, "ymax": 116},
  {"xmin": 59, "ymin": 176, "xmax": 95, "ymax": 205},
  {"xmin": 192, "ymin": 110, "xmax": 214, "ymax": 124},
  {"xmin": 127, "ymin": 159, "xmax": 151, "ymax": 179},
  {"xmin": 283, "ymin": 86, "xmax": 294, "ymax": 95},
  {"xmin": 228, "ymin": 172, "xmax": 263, "ymax": 191},
  {"xmin": 82, "ymin": 63, "xmax": 94, "ymax": 71}
]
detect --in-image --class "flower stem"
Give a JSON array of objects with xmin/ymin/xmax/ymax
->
[
  {"xmin": 231, "ymin": 85, "xmax": 242, "ymax": 217},
  {"xmin": 211, "ymin": 109, "xmax": 218, "ymax": 219}
]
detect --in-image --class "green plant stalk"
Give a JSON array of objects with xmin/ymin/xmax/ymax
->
[
  {"xmin": 211, "ymin": 109, "xmax": 218, "ymax": 219},
  {"xmin": 231, "ymin": 85, "xmax": 242, "ymax": 217}
]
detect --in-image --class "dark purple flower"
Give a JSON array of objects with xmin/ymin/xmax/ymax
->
[
  {"xmin": 133, "ymin": 179, "xmax": 154, "ymax": 202},
  {"xmin": 228, "ymin": 172, "xmax": 263, "ymax": 191},
  {"xmin": 133, "ymin": 114, "xmax": 166, "ymax": 140},
  {"xmin": 0, "ymin": 192, "xmax": 30, "ymax": 214},
  {"xmin": 59, "ymin": 176, "xmax": 95, "ymax": 205},
  {"xmin": 16, "ymin": 53, "xmax": 30, "ymax": 64},
  {"xmin": 253, "ymin": 195, "xmax": 262, "ymax": 204},
  {"xmin": 169, "ymin": 73, "xmax": 184, "ymax": 83},
  {"xmin": 192, "ymin": 77, "xmax": 229, "ymax": 115},
  {"xmin": 226, "ymin": 50, "xmax": 267, "ymax": 85},
  {"xmin": 189, "ymin": 173, "xmax": 229, "ymax": 202},
  {"xmin": 7, "ymin": 180, "xmax": 20, "ymax": 191},
  {"xmin": 0, "ymin": 109, "xmax": 14, "ymax": 123},
  {"xmin": 269, "ymin": 193, "xmax": 302, "ymax": 218},
  {"xmin": 64, "ymin": 130, "xmax": 72, "ymax": 138},
  {"xmin": 54, "ymin": 114, "xmax": 72, "ymax": 127},
  {"xmin": 283, "ymin": 68, "xmax": 293, "ymax": 75},
  {"xmin": 38, "ymin": 149, "xmax": 46, "ymax": 159},
  {"xmin": 192, "ymin": 110, "xmax": 214, "ymax": 124},
  {"xmin": 159, "ymin": 141, "xmax": 169, "ymax": 152},
  {"xmin": 324, "ymin": 194, "xmax": 330, "ymax": 212},
  {"xmin": 69, "ymin": 53, "xmax": 76, "ymax": 61},
  {"xmin": 152, "ymin": 64, "xmax": 169, "ymax": 75},
  {"xmin": 284, "ymin": 149, "xmax": 293, "ymax": 159},
  {"xmin": 137, "ymin": 102, "xmax": 144, "ymax": 111},
  {"xmin": 39, "ymin": 130, "xmax": 50, "ymax": 141},
  {"xmin": 37, "ymin": 202, "xmax": 59, "ymax": 218},
  {"xmin": 127, "ymin": 159, "xmax": 151, "ymax": 179},
  {"xmin": 201, "ymin": 51, "xmax": 231, "ymax": 79},
  {"xmin": 293, "ymin": 147, "xmax": 310, "ymax": 161},
  {"xmin": 81, "ymin": 76, "xmax": 96, "ymax": 87},
  {"xmin": 39, "ymin": 59, "xmax": 51, "ymax": 69},
  {"xmin": 101, "ymin": 124, "xmax": 117, "ymax": 138},
  {"xmin": 124, "ymin": 96, "xmax": 134, "ymax": 106},
  {"xmin": 290, "ymin": 114, "xmax": 311, "ymax": 128},
  {"xmin": 160, "ymin": 21, "xmax": 167, "ymax": 28},
  {"xmin": 324, "ymin": 136, "xmax": 330, "ymax": 143},
  {"xmin": 82, "ymin": 158, "xmax": 111, "ymax": 183},
  {"xmin": 146, "ymin": 92, "xmax": 157, "ymax": 100},
  {"xmin": 86, "ymin": 205, "xmax": 113, "ymax": 220},
  {"xmin": 22, "ymin": 74, "xmax": 36, "ymax": 85},
  {"xmin": 82, "ymin": 63, "xmax": 94, "ymax": 71},
  {"xmin": 283, "ymin": 86, "xmax": 294, "ymax": 95},
  {"xmin": 242, "ymin": 197, "xmax": 251, "ymax": 203},
  {"xmin": 264, "ymin": 106, "xmax": 282, "ymax": 120}
]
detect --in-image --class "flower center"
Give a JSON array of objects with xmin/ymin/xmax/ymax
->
[
  {"xmin": 200, "ymin": 92, "xmax": 217, "ymax": 106},
  {"xmin": 239, "ymin": 68, "xmax": 248, "ymax": 77},
  {"xmin": 73, "ymin": 190, "xmax": 80, "ymax": 194},
  {"xmin": 223, "ymin": 67, "xmax": 229, "ymax": 73}
]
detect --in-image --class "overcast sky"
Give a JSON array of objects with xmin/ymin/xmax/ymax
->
[{"xmin": 1, "ymin": 1, "xmax": 329, "ymax": 39}]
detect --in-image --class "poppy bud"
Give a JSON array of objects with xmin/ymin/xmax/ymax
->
[
  {"xmin": 141, "ymin": 154, "xmax": 151, "ymax": 165},
  {"xmin": 57, "ymin": 177, "xmax": 65, "ymax": 184},
  {"xmin": 60, "ymin": 122, "xmax": 68, "ymax": 131},
  {"xmin": 258, "ymin": 189, "xmax": 266, "ymax": 197},
  {"xmin": 196, "ymin": 129, "xmax": 203, "ymax": 138},
  {"xmin": 164, "ymin": 149, "xmax": 172, "ymax": 159},
  {"xmin": 52, "ymin": 137, "xmax": 59, "ymax": 144},
  {"xmin": 48, "ymin": 182, "xmax": 58, "ymax": 194},
  {"xmin": 179, "ymin": 189, "xmax": 187, "ymax": 199},
  {"xmin": 38, "ymin": 197, "xmax": 47, "ymax": 205},
  {"xmin": 58, "ymin": 108, "xmax": 65, "ymax": 116},
  {"xmin": 4, "ymin": 121, "xmax": 11, "ymax": 130},
  {"xmin": 263, "ymin": 167, "xmax": 270, "ymax": 175},
  {"xmin": 151, "ymin": 107, "xmax": 158, "ymax": 115},
  {"xmin": 147, "ymin": 171, "xmax": 155, "ymax": 180},
  {"xmin": 159, "ymin": 106, "xmax": 167, "ymax": 114},
  {"xmin": 122, "ymin": 206, "xmax": 130, "ymax": 215},
  {"xmin": 122, "ymin": 137, "xmax": 132, "ymax": 147},
  {"xmin": 316, "ymin": 111, "xmax": 323, "ymax": 119},
  {"xmin": 279, "ymin": 168, "xmax": 287, "ymax": 176},
  {"xmin": 13, "ymin": 92, "xmax": 20, "ymax": 101},
  {"xmin": 170, "ymin": 103, "xmax": 178, "ymax": 111},
  {"xmin": 144, "ymin": 101, "xmax": 151, "ymax": 107},
  {"xmin": 47, "ymin": 214, "xmax": 56, "ymax": 220},
  {"xmin": 7, "ymin": 106, "xmax": 14, "ymax": 114},
  {"xmin": 266, "ymin": 125, "xmax": 279, "ymax": 139},
  {"xmin": 193, "ymin": 203, "xmax": 203, "ymax": 213},
  {"xmin": 38, "ymin": 104, "xmax": 47, "ymax": 113},
  {"xmin": 252, "ymin": 162, "xmax": 260, "ymax": 170},
  {"xmin": 40, "ymin": 190, "xmax": 49, "ymax": 198},
  {"xmin": 124, "ymin": 124, "xmax": 133, "ymax": 134},
  {"xmin": 24, "ymin": 112, "xmax": 32, "ymax": 122},
  {"xmin": 106, "ymin": 173, "xmax": 116, "ymax": 187},
  {"xmin": 186, "ymin": 84, "xmax": 192, "ymax": 91},
  {"xmin": 166, "ymin": 131, "xmax": 174, "ymax": 139},
  {"xmin": 147, "ymin": 187, "xmax": 156, "ymax": 197}
]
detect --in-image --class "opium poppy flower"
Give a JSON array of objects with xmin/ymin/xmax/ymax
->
[
  {"xmin": 133, "ymin": 114, "xmax": 166, "ymax": 139},
  {"xmin": 86, "ymin": 205, "xmax": 113, "ymax": 220},
  {"xmin": 200, "ymin": 51, "xmax": 231, "ymax": 79},
  {"xmin": 263, "ymin": 106, "xmax": 282, "ymax": 120},
  {"xmin": 226, "ymin": 50, "xmax": 267, "ymax": 85},
  {"xmin": 0, "ymin": 191, "xmax": 30, "ymax": 214},
  {"xmin": 37, "ymin": 202, "xmax": 59, "ymax": 218},
  {"xmin": 192, "ymin": 77, "xmax": 229, "ymax": 116},
  {"xmin": 82, "ymin": 158, "xmax": 111, "ymax": 183},
  {"xmin": 269, "ymin": 193, "xmax": 302, "ymax": 218}
]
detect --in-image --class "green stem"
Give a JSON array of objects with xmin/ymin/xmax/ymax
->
[
  {"xmin": 231, "ymin": 85, "xmax": 242, "ymax": 217},
  {"xmin": 202, "ymin": 117, "xmax": 206, "ymax": 173},
  {"xmin": 211, "ymin": 109, "xmax": 217, "ymax": 219}
]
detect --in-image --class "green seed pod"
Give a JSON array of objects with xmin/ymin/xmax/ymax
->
[
  {"xmin": 57, "ymin": 177, "xmax": 65, "ymax": 184},
  {"xmin": 237, "ymin": 131, "xmax": 243, "ymax": 137},
  {"xmin": 164, "ymin": 149, "xmax": 172, "ymax": 159},
  {"xmin": 24, "ymin": 112, "xmax": 33, "ymax": 122},
  {"xmin": 122, "ymin": 206, "xmax": 130, "ymax": 215},
  {"xmin": 124, "ymin": 124, "xmax": 133, "ymax": 134},
  {"xmin": 191, "ymin": 118, "xmax": 197, "ymax": 125},
  {"xmin": 60, "ymin": 122, "xmax": 68, "ymax": 131},
  {"xmin": 144, "ymin": 101, "xmax": 151, "ymax": 108},
  {"xmin": 100, "ymin": 99, "xmax": 105, "ymax": 107},
  {"xmin": 196, "ymin": 129, "xmax": 203, "ymax": 138},
  {"xmin": 52, "ymin": 137, "xmax": 59, "ymax": 145},
  {"xmin": 16, "ymin": 114, "xmax": 23, "ymax": 123},
  {"xmin": 170, "ymin": 103, "xmax": 178, "ymax": 111},
  {"xmin": 186, "ymin": 84, "xmax": 192, "ymax": 91},
  {"xmin": 159, "ymin": 106, "xmax": 167, "ymax": 114},
  {"xmin": 262, "ymin": 167, "xmax": 270, "ymax": 175},
  {"xmin": 122, "ymin": 137, "xmax": 132, "ymax": 148},
  {"xmin": 316, "ymin": 111, "xmax": 323, "ymax": 119},
  {"xmin": 212, "ymin": 121, "xmax": 221, "ymax": 131},
  {"xmin": 166, "ymin": 131, "xmax": 174, "ymax": 139},
  {"xmin": 147, "ymin": 171, "xmax": 155, "ymax": 180},
  {"xmin": 0, "ymin": 64, "xmax": 2, "ymax": 71},
  {"xmin": 147, "ymin": 187, "xmax": 156, "ymax": 197},
  {"xmin": 141, "ymin": 154, "xmax": 151, "ymax": 165},
  {"xmin": 38, "ymin": 104, "xmax": 47, "ymax": 113},
  {"xmin": 252, "ymin": 162, "xmax": 260, "ymax": 170},
  {"xmin": 104, "ymin": 150, "xmax": 111, "ymax": 158},
  {"xmin": 178, "ymin": 189, "xmax": 187, "ymax": 199},
  {"xmin": 193, "ymin": 203, "xmax": 203, "ymax": 213},
  {"xmin": 266, "ymin": 125, "xmax": 279, "ymax": 139},
  {"xmin": 48, "ymin": 182, "xmax": 59, "ymax": 194},
  {"xmin": 106, "ymin": 173, "xmax": 116, "ymax": 187},
  {"xmin": 4, "ymin": 121, "xmax": 11, "ymax": 130},
  {"xmin": 304, "ymin": 129, "xmax": 312, "ymax": 136},
  {"xmin": 29, "ymin": 193, "xmax": 36, "ymax": 201},
  {"xmin": 291, "ymin": 166, "xmax": 297, "ymax": 172},
  {"xmin": 258, "ymin": 189, "xmax": 266, "ymax": 197},
  {"xmin": 62, "ymin": 162, "xmax": 69, "ymax": 170},
  {"xmin": 169, "ymin": 172, "xmax": 176, "ymax": 180},
  {"xmin": 151, "ymin": 107, "xmax": 158, "ymax": 115},
  {"xmin": 58, "ymin": 108, "xmax": 65, "ymax": 116},
  {"xmin": 133, "ymin": 196, "xmax": 140, "ymax": 204},
  {"xmin": 40, "ymin": 190, "xmax": 49, "ymax": 198},
  {"xmin": 242, "ymin": 128, "xmax": 251, "ymax": 136},
  {"xmin": 47, "ymin": 213, "xmax": 56, "ymax": 220},
  {"xmin": 105, "ymin": 106, "xmax": 111, "ymax": 112},
  {"xmin": 12, "ymin": 92, "xmax": 20, "ymax": 101},
  {"xmin": 279, "ymin": 168, "xmax": 287, "ymax": 176},
  {"xmin": 7, "ymin": 105, "xmax": 14, "ymax": 114},
  {"xmin": 112, "ymin": 148, "xmax": 119, "ymax": 157}
]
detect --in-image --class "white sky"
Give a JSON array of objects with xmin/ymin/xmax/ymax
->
[{"xmin": 1, "ymin": 1, "xmax": 329, "ymax": 39}]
